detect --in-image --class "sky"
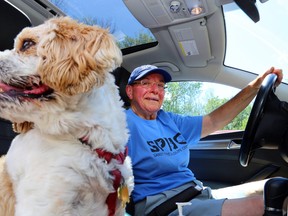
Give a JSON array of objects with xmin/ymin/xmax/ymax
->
[{"xmin": 224, "ymin": 0, "xmax": 288, "ymax": 79}]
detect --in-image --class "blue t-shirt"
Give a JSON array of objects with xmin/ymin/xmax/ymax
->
[{"xmin": 125, "ymin": 108, "xmax": 203, "ymax": 202}]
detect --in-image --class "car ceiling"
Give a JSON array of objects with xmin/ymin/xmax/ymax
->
[
  {"xmin": 122, "ymin": 0, "xmax": 226, "ymax": 82},
  {"xmin": 1, "ymin": 0, "xmax": 287, "ymax": 102}
]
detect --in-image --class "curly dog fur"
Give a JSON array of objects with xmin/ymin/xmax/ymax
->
[{"xmin": 0, "ymin": 17, "xmax": 133, "ymax": 216}]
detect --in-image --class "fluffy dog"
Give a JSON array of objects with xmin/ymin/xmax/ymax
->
[{"xmin": 0, "ymin": 17, "xmax": 133, "ymax": 216}]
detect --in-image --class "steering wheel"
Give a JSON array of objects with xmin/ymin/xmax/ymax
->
[{"xmin": 239, "ymin": 73, "xmax": 278, "ymax": 167}]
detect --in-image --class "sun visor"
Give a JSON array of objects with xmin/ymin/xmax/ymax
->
[{"xmin": 169, "ymin": 18, "xmax": 212, "ymax": 67}]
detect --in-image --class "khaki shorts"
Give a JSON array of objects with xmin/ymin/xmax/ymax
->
[{"xmin": 134, "ymin": 180, "xmax": 226, "ymax": 216}]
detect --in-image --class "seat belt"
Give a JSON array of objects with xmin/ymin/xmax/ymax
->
[{"xmin": 147, "ymin": 184, "xmax": 202, "ymax": 216}]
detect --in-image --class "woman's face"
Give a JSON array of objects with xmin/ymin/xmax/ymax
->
[{"xmin": 126, "ymin": 73, "xmax": 166, "ymax": 120}]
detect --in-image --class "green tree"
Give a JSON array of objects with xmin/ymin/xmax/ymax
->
[
  {"xmin": 118, "ymin": 31, "xmax": 155, "ymax": 49},
  {"xmin": 163, "ymin": 81, "xmax": 252, "ymax": 131},
  {"xmin": 162, "ymin": 82, "xmax": 203, "ymax": 116},
  {"xmin": 204, "ymin": 96, "xmax": 252, "ymax": 130}
]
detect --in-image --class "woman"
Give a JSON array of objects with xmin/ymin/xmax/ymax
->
[{"xmin": 125, "ymin": 64, "xmax": 283, "ymax": 216}]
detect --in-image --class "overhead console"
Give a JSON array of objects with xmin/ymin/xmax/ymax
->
[{"xmin": 122, "ymin": 0, "xmax": 218, "ymax": 28}]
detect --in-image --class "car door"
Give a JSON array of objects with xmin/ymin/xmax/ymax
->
[{"xmin": 189, "ymin": 131, "xmax": 288, "ymax": 189}]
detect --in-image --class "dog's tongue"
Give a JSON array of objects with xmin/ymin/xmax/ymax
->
[
  {"xmin": 23, "ymin": 85, "xmax": 50, "ymax": 95},
  {"xmin": 0, "ymin": 82, "xmax": 20, "ymax": 92},
  {"xmin": 0, "ymin": 82, "xmax": 49, "ymax": 95}
]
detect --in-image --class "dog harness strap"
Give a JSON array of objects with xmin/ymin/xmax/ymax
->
[
  {"xmin": 95, "ymin": 147, "xmax": 128, "ymax": 216},
  {"xmin": 107, "ymin": 169, "xmax": 121, "ymax": 216},
  {"xmin": 95, "ymin": 149, "xmax": 114, "ymax": 163}
]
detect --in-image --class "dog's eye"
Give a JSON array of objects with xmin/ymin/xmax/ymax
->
[{"xmin": 20, "ymin": 39, "xmax": 36, "ymax": 52}]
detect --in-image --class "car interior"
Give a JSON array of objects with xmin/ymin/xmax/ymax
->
[{"xmin": 1, "ymin": 0, "xmax": 288, "ymax": 215}]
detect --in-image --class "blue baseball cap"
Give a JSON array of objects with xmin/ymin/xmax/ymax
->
[{"xmin": 128, "ymin": 65, "xmax": 172, "ymax": 85}]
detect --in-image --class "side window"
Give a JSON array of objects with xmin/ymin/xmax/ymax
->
[{"xmin": 162, "ymin": 81, "xmax": 253, "ymax": 134}]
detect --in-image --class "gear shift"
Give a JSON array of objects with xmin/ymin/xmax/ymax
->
[{"xmin": 263, "ymin": 177, "xmax": 288, "ymax": 216}]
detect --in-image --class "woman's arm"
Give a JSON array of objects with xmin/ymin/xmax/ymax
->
[{"xmin": 201, "ymin": 67, "xmax": 283, "ymax": 138}]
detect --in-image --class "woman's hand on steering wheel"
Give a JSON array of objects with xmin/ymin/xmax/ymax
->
[{"xmin": 248, "ymin": 67, "xmax": 283, "ymax": 90}]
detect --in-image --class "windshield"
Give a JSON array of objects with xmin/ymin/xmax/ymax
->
[{"xmin": 224, "ymin": 1, "xmax": 288, "ymax": 83}]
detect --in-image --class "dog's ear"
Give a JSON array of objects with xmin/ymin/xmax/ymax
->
[
  {"xmin": 12, "ymin": 122, "xmax": 34, "ymax": 133},
  {"xmin": 37, "ymin": 17, "xmax": 122, "ymax": 95}
]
